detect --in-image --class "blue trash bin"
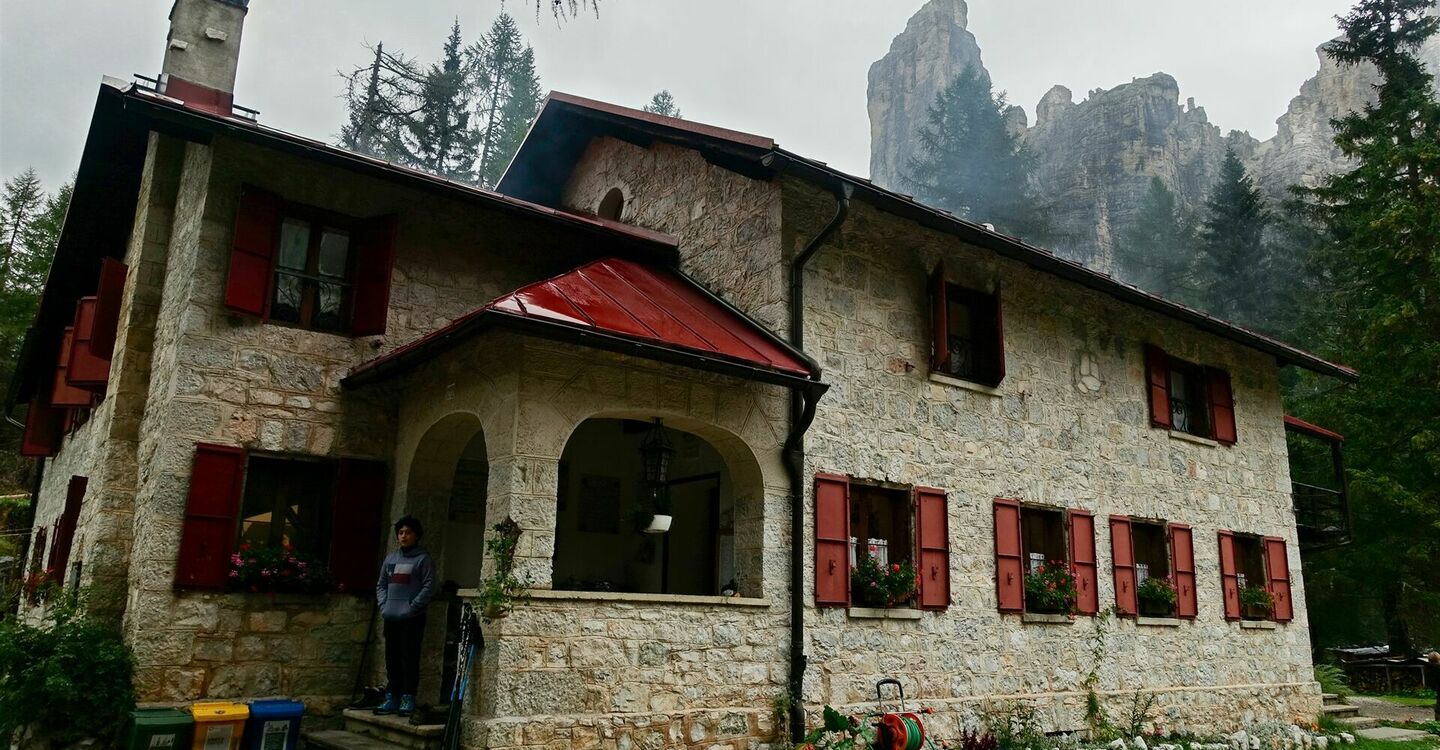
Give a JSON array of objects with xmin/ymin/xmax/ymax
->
[{"xmin": 243, "ymin": 700, "xmax": 304, "ymax": 750}]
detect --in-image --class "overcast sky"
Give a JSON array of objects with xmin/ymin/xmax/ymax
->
[{"xmin": 1, "ymin": 0, "xmax": 1355, "ymax": 189}]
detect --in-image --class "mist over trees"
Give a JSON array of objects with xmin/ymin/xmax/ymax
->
[
  {"xmin": 339, "ymin": 13, "xmax": 544, "ymax": 188},
  {"xmin": 903, "ymin": 67, "xmax": 1049, "ymax": 242},
  {"xmin": 0, "ymin": 169, "xmax": 69, "ymax": 493}
]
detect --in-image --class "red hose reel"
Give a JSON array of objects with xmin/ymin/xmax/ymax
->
[{"xmin": 874, "ymin": 679, "xmax": 929, "ymax": 750}]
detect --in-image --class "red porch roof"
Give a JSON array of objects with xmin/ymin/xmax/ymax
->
[{"xmin": 345, "ymin": 258, "xmax": 818, "ymax": 388}]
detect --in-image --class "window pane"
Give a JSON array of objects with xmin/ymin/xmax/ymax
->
[
  {"xmin": 271, "ymin": 273, "xmax": 303, "ymax": 323},
  {"xmin": 242, "ymin": 457, "xmax": 335, "ymax": 559},
  {"xmin": 278, "ymin": 219, "xmax": 311, "ymax": 270},
  {"xmin": 314, "ymin": 282, "xmax": 345, "ymax": 331},
  {"xmin": 318, "ymin": 230, "xmax": 350, "ymax": 278}
]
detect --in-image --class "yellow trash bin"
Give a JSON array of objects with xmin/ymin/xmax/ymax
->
[{"xmin": 190, "ymin": 702, "xmax": 249, "ymax": 750}]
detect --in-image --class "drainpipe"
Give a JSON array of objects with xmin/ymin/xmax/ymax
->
[{"xmin": 781, "ymin": 177, "xmax": 852, "ymax": 742}]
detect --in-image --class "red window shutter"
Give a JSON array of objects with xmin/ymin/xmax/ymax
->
[
  {"xmin": 90, "ymin": 258, "xmax": 129, "ymax": 359},
  {"xmin": 1109, "ymin": 515, "xmax": 1137, "ymax": 617},
  {"xmin": 52, "ymin": 327, "xmax": 94, "ymax": 408},
  {"xmin": 21, "ymin": 396, "xmax": 64, "ymax": 457},
  {"xmin": 329, "ymin": 458, "xmax": 389, "ymax": 594},
  {"xmin": 914, "ymin": 486, "xmax": 949, "ymax": 611},
  {"xmin": 1217, "ymin": 530, "xmax": 1241, "ymax": 621},
  {"xmin": 930, "ymin": 263, "xmax": 950, "ymax": 373},
  {"xmin": 67, "ymin": 297, "xmax": 111, "ymax": 390},
  {"xmin": 1264, "ymin": 536, "xmax": 1294, "ymax": 622},
  {"xmin": 1144, "ymin": 345, "xmax": 1172, "ymax": 429},
  {"xmin": 225, "ymin": 186, "xmax": 281, "ymax": 317},
  {"xmin": 175, "ymin": 443, "xmax": 247, "ymax": 589},
  {"xmin": 1169, "ymin": 523, "xmax": 1198, "ymax": 619},
  {"xmin": 48, "ymin": 476, "xmax": 87, "ymax": 578},
  {"xmin": 993, "ymin": 498, "xmax": 1024, "ymax": 612},
  {"xmin": 349, "ymin": 214, "xmax": 400, "ymax": 336},
  {"xmin": 1069, "ymin": 510, "xmax": 1098, "ymax": 615},
  {"xmin": 1208, "ymin": 368, "xmax": 1237, "ymax": 444},
  {"xmin": 30, "ymin": 526, "xmax": 48, "ymax": 577},
  {"xmin": 814, "ymin": 473, "xmax": 851, "ymax": 607}
]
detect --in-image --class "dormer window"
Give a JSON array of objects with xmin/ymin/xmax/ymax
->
[{"xmin": 598, "ymin": 187, "xmax": 625, "ymax": 220}]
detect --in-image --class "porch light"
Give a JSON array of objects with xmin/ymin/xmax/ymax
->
[{"xmin": 640, "ymin": 418, "xmax": 675, "ymax": 485}]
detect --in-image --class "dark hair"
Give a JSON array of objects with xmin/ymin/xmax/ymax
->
[{"xmin": 393, "ymin": 516, "xmax": 424, "ymax": 538}]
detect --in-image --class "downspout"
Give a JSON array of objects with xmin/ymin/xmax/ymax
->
[{"xmin": 781, "ymin": 176, "xmax": 852, "ymax": 742}]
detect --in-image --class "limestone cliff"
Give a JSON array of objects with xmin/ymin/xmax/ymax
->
[
  {"xmin": 867, "ymin": 1, "xmax": 1440, "ymax": 271},
  {"xmin": 867, "ymin": 0, "xmax": 987, "ymax": 192}
]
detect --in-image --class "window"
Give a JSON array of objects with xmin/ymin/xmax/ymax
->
[
  {"xmin": 993, "ymin": 500, "xmax": 1098, "ymax": 616},
  {"xmin": 815, "ymin": 474, "xmax": 949, "ymax": 610},
  {"xmin": 598, "ymin": 188, "xmax": 625, "ymax": 220},
  {"xmin": 1108, "ymin": 516, "xmax": 1197, "ymax": 619},
  {"xmin": 176, "ymin": 443, "xmax": 387, "ymax": 593},
  {"xmin": 931, "ymin": 265, "xmax": 1005, "ymax": 386},
  {"xmin": 238, "ymin": 456, "xmax": 335, "ymax": 558},
  {"xmin": 269, "ymin": 216, "xmax": 352, "ymax": 332},
  {"xmin": 225, "ymin": 186, "xmax": 399, "ymax": 337},
  {"xmin": 1218, "ymin": 531, "xmax": 1293, "ymax": 622},
  {"xmin": 1143, "ymin": 345, "xmax": 1236, "ymax": 443}
]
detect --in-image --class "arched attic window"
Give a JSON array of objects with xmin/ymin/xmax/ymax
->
[{"xmin": 597, "ymin": 188, "xmax": 625, "ymax": 221}]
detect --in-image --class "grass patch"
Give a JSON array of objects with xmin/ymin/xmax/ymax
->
[{"xmin": 1371, "ymin": 694, "xmax": 1437, "ymax": 708}]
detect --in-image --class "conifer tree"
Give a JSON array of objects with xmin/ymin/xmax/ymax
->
[
  {"xmin": 1192, "ymin": 148, "xmax": 1274, "ymax": 326},
  {"xmin": 0, "ymin": 169, "xmax": 46, "ymax": 285},
  {"xmin": 473, "ymin": 14, "xmax": 543, "ymax": 187},
  {"xmin": 1291, "ymin": 0, "xmax": 1440, "ymax": 655},
  {"xmin": 643, "ymin": 90, "xmax": 681, "ymax": 119},
  {"xmin": 340, "ymin": 44, "xmax": 389, "ymax": 158},
  {"xmin": 402, "ymin": 20, "xmax": 480, "ymax": 182},
  {"xmin": 903, "ymin": 67, "xmax": 1046, "ymax": 242},
  {"xmin": 1114, "ymin": 177, "xmax": 1197, "ymax": 301}
]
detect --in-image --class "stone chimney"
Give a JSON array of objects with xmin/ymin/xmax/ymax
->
[{"xmin": 159, "ymin": 0, "xmax": 249, "ymax": 116}]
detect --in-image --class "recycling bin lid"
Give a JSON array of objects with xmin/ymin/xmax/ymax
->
[
  {"xmin": 132, "ymin": 708, "xmax": 193, "ymax": 726},
  {"xmin": 191, "ymin": 701, "xmax": 250, "ymax": 720},
  {"xmin": 248, "ymin": 700, "xmax": 304, "ymax": 719}
]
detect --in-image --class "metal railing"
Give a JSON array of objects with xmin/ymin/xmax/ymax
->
[{"xmin": 1292, "ymin": 480, "xmax": 1351, "ymax": 551}]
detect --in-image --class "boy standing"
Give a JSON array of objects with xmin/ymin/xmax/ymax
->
[{"xmin": 374, "ymin": 516, "xmax": 436, "ymax": 717}]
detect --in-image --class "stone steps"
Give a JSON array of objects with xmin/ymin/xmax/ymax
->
[
  {"xmin": 1322, "ymin": 693, "xmax": 1342, "ymax": 706},
  {"xmin": 303, "ymin": 709, "xmax": 446, "ymax": 750},
  {"xmin": 1322, "ymin": 704, "xmax": 1361, "ymax": 719},
  {"xmin": 1339, "ymin": 717, "xmax": 1383, "ymax": 731},
  {"xmin": 304, "ymin": 729, "xmax": 408, "ymax": 750}
]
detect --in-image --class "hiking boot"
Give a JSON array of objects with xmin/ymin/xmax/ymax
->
[
  {"xmin": 373, "ymin": 693, "xmax": 398, "ymax": 715},
  {"xmin": 398, "ymin": 694, "xmax": 416, "ymax": 717}
]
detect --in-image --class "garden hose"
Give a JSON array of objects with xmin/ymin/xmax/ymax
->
[{"xmin": 878, "ymin": 712, "xmax": 926, "ymax": 750}]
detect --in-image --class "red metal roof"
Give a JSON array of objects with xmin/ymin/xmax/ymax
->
[
  {"xmin": 346, "ymin": 258, "xmax": 816, "ymax": 387},
  {"xmin": 1283, "ymin": 415, "xmax": 1344, "ymax": 442}
]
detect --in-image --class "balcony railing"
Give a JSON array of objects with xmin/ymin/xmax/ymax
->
[{"xmin": 1292, "ymin": 480, "xmax": 1351, "ymax": 551}]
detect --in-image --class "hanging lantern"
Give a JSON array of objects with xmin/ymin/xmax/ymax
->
[{"xmin": 639, "ymin": 418, "xmax": 674, "ymax": 485}]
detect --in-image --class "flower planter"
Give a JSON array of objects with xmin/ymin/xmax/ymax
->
[
  {"xmin": 643, "ymin": 514, "xmax": 673, "ymax": 534},
  {"xmin": 1139, "ymin": 599, "xmax": 1176, "ymax": 618},
  {"xmin": 1242, "ymin": 603, "xmax": 1272, "ymax": 621}
]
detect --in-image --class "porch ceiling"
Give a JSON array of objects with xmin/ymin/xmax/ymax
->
[{"xmin": 343, "ymin": 258, "xmax": 821, "ymax": 390}]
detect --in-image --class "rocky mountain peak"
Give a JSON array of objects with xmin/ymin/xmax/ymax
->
[{"xmin": 867, "ymin": 0, "xmax": 986, "ymax": 190}]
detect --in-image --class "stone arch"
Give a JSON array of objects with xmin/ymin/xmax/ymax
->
[
  {"xmin": 402, "ymin": 412, "xmax": 488, "ymax": 588},
  {"xmin": 550, "ymin": 408, "xmax": 770, "ymax": 598}
]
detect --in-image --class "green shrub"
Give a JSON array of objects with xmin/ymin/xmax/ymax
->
[
  {"xmin": 0, "ymin": 588, "xmax": 135, "ymax": 744},
  {"xmin": 1314, "ymin": 663, "xmax": 1352, "ymax": 699}
]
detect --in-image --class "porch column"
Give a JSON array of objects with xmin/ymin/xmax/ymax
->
[{"xmin": 483, "ymin": 452, "xmax": 560, "ymax": 588}]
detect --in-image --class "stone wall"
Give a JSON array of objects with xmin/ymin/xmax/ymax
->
[
  {"xmin": 561, "ymin": 137, "xmax": 787, "ymax": 331},
  {"xmin": 44, "ymin": 130, "xmax": 629, "ymax": 710},
  {"xmin": 788, "ymin": 180, "xmax": 1320, "ymax": 731}
]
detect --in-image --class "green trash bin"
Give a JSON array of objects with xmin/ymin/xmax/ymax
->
[{"xmin": 125, "ymin": 708, "xmax": 193, "ymax": 750}]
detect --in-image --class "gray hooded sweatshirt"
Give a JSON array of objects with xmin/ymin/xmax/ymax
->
[{"xmin": 376, "ymin": 545, "xmax": 436, "ymax": 620}]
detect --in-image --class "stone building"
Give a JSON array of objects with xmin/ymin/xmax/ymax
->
[{"xmin": 13, "ymin": 1, "xmax": 1354, "ymax": 748}]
